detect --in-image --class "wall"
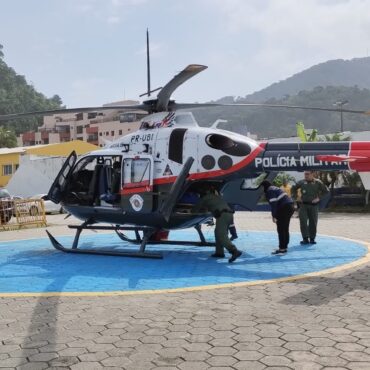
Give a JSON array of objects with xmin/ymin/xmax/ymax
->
[
  {"xmin": 7, "ymin": 155, "xmax": 65, "ymax": 197},
  {"xmin": 0, "ymin": 153, "xmax": 20, "ymax": 187}
]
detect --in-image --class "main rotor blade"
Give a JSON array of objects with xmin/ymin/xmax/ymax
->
[
  {"xmin": 156, "ymin": 64, "xmax": 207, "ymax": 112},
  {"xmin": 172, "ymin": 102, "xmax": 370, "ymax": 115},
  {"xmin": 0, "ymin": 104, "xmax": 149, "ymax": 121}
]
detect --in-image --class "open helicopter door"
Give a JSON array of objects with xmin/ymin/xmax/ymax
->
[
  {"xmin": 121, "ymin": 155, "xmax": 154, "ymax": 212},
  {"xmin": 221, "ymin": 172, "xmax": 278, "ymax": 210},
  {"xmin": 160, "ymin": 157, "xmax": 194, "ymax": 221},
  {"xmin": 48, "ymin": 151, "xmax": 77, "ymax": 204}
]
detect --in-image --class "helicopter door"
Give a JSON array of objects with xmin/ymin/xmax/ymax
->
[
  {"xmin": 122, "ymin": 155, "xmax": 153, "ymax": 212},
  {"xmin": 48, "ymin": 151, "xmax": 77, "ymax": 204}
]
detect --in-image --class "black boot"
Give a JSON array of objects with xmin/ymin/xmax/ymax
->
[
  {"xmin": 229, "ymin": 225, "xmax": 238, "ymax": 241},
  {"xmin": 309, "ymin": 238, "xmax": 316, "ymax": 244},
  {"xmin": 229, "ymin": 249, "xmax": 242, "ymax": 263},
  {"xmin": 300, "ymin": 238, "xmax": 309, "ymax": 245},
  {"xmin": 272, "ymin": 248, "xmax": 287, "ymax": 255},
  {"xmin": 211, "ymin": 253, "xmax": 225, "ymax": 258}
]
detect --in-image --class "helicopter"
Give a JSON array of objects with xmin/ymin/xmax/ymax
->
[{"xmin": 2, "ymin": 36, "xmax": 370, "ymax": 259}]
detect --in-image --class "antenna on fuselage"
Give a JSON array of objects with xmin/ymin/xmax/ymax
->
[{"xmin": 140, "ymin": 29, "xmax": 162, "ymax": 98}]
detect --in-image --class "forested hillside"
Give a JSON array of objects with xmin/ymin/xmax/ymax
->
[
  {"xmin": 0, "ymin": 44, "xmax": 63, "ymax": 136},
  {"xmin": 194, "ymin": 85, "xmax": 370, "ymax": 138},
  {"xmin": 239, "ymin": 57, "xmax": 370, "ymax": 103}
]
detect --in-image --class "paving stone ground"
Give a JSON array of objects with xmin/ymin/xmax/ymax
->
[{"xmin": 0, "ymin": 212, "xmax": 369, "ymax": 369}]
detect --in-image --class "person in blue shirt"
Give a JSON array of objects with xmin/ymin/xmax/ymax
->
[{"xmin": 261, "ymin": 180, "xmax": 295, "ymax": 255}]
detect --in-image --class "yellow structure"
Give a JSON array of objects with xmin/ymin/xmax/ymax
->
[
  {"xmin": 25, "ymin": 140, "xmax": 98, "ymax": 157},
  {"xmin": 0, "ymin": 148, "xmax": 24, "ymax": 187},
  {"xmin": 0, "ymin": 141, "xmax": 98, "ymax": 187}
]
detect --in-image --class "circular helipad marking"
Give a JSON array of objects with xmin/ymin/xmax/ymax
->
[{"xmin": 0, "ymin": 231, "xmax": 368, "ymax": 296}]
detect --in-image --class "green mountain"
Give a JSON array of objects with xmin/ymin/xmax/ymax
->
[
  {"xmin": 0, "ymin": 44, "xmax": 63, "ymax": 135},
  {"xmin": 242, "ymin": 57, "xmax": 370, "ymax": 103},
  {"xmin": 197, "ymin": 57, "xmax": 370, "ymax": 138},
  {"xmin": 193, "ymin": 85, "xmax": 370, "ymax": 138}
]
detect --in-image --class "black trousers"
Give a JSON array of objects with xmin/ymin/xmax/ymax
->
[{"xmin": 276, "ymin": 203, "xmax": 295, "ymax": 250}]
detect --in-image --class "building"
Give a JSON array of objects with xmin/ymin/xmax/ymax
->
[
  {"xmin": 0, "ymin": 147, "xmax": 24, "ymax": 187},
  {"xmin": 17, "ymin": 100, "xmax": 146, "ymax": 148},
  {"xmin": 0, "ymin": 141, "xmax": 98, "ymax": 189}
]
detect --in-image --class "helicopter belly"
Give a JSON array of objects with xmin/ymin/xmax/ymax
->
[{"xmin": 63, "ymin": 205, "xmax": 211, "ymax": 230}]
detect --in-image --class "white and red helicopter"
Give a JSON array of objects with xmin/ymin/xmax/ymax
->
[{"xmin": 2, "ymin": 44, "xmax": 370, "ymax": 258}]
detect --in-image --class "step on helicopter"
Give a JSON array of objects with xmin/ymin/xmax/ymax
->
[{"xmin": 2, "ymin": 32, "xmax": 370, "ymax": 259}]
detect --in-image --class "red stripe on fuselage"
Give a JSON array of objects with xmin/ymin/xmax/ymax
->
[
  {"xmin": 121, "ymin": 185, "xmax": 152, "ymax": 195},
  {"xmin": 153, "ymin": 144, "xmax": 265, "ymax": 186},
  {"xmin": 348, "ymin": 142, "xmax": 370, "ymax": 171}
]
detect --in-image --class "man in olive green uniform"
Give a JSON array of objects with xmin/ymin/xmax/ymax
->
[
  {"xmin": 193, "ymin": 189, "xmax": 242, "ymax": 263},
  {"xmin": 291, "ymin": 171, "xmax": 329, "ymax": 245}
]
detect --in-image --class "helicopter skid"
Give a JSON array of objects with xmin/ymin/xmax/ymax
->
[
  {"xmin": 46, "ymin": 226, "xmax": 163, "ymax": 259},
  {"xmin": 115, "ymin": 229, "xmax": 216, "ymax": 247}
]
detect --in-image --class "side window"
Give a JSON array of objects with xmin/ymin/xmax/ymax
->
[{"xmin": 123, "ymin": 159, "xmax": 151, "ymax": 188}]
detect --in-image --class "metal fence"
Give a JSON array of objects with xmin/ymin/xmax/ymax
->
[{"xmin": 0, "ymin": 199, "xmax": 47, "ymax": 230}]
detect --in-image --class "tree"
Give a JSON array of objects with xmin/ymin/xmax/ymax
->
[
  {"xmin": 0, "ymin": 44, "xmax": 64, "ymax": 135},
  {"xmin": 317, "ymin": 133, "xmax": 351, "ymax": 195},
  {"xmin": 273, "ymin": 172, "xmax": 296, "ymax": 187},
  {"xmin": 0, "ymin": 126, "xmax": 17, "ymax": 148}
]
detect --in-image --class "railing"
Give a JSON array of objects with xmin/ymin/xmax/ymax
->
[{"xmin": 0, "ymin": 199, "xmax": 47, "ymax": 230}]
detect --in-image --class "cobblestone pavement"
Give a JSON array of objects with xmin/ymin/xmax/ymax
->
[{"xmin": 0, "ymin": 212, "xmax": 369, "ymax": 369}]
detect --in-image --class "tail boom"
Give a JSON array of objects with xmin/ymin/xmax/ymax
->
[{"xmin": 254, "ymin": 141, "xmax": 370, "ymax": 172}]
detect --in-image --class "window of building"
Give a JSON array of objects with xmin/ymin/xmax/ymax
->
[
  {"xmin": 87, "ymin": 112, "xmax": 97, "ymax": 119},
  {"xmin": 111, "ymin": 131, "xmax": 114, "ymax": 136},
  {"xmin": 3, "ymin": 164, "xmax": 13, "ymax": 176},
  {"xmin": 105, "ymin": 131, "xmax": 109, "ymax": 136},
  {"xmin": 99, "ymin": 132, "xmax": 102, "ymax": 136},
  {"xmin": 119, "ymin": 130, "xmax": 122, "ymax": 135},
  {"xmin": 120, "ymin": 113, "xmax": 136, "ymax": 123},
  {"xmin": 76, "ymin": 126, "xmax": 83, "ymax": 134}
]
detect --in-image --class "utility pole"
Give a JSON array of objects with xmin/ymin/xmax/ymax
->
[{"xmin": 333, "ymin": 100, "xmax": 348, "ymax": 132}]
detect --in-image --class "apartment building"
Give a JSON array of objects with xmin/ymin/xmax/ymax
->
[{"xmin": 17, "ymin": 101, "xmax": 146, "ymax": 147}]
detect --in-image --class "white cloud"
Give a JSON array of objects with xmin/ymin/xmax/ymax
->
[
  {"xmin": 199, "ymin": 0, "xmax": 370, "ymax": 95},
  {"xmin": 111, "ymin": 0, "xmax": 148, "ymax": 6},
  {"xmin": 70, "ymin": 78, "xmax": 107, "ymax": 106},
  {"xmin": 107, "ymin": 16, "xmax": 121, "ymax": 24},
  {"xmin": 136, "ymin": 42, "xmax": 165, "ymax": 57}
]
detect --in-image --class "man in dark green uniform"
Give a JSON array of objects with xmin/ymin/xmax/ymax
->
[
  {"xmin": 291, "ymin": 171, "xmax": 329, "ymax": 245},
  {"xmin": 192, "ymin": 188, "xmax": 242, "ymax": 263}
]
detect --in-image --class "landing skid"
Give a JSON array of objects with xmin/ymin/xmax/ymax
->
[
  {"xmin": 115, "ymin": 224, "xmax": 216, "ymax": 247},
  {"xmin": 46, "ymin": 223, "xmax": 215, "ymax": 259}
]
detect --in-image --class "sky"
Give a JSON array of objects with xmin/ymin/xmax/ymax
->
[{"xmin": 1, "ymin": 0, "xmax": 370, "ymax": 108}]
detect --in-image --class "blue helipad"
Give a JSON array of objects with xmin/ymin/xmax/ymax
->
[{"xmin": 0, "ymin": 231, "xmax": 367, "ymax": 294}]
